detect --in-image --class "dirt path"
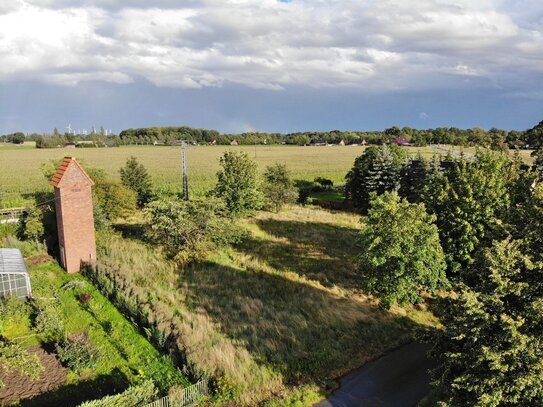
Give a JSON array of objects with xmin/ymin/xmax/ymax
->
[
  {"xmin": 315, "ymin": 342, "xmax": 434, "ymax": 407},
  {"xmin": 0, "ymin": 345, "xmax": 67, "ymax": 406}
]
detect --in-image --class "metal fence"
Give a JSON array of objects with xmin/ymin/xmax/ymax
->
[
  {"xmin": 144, "ymin": 379, "xmax": 209, "ymax": 407},
  {"xmin": 0, "ymin": 207, "xmax": 25, "ymax": 224}
]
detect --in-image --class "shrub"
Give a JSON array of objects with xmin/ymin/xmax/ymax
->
[
  {"xmin": 263, "ymin": 163, "xmax": 297, "ymax": 212},
  {"xmin": 145, "ymin": 198, "xmax": 247, "ymax": 266},
  {"xmin": 18, "ymin": 206, "xmax": 44, "ymax": 241},
  {"xmin": 314, "ymin": 177, "xmax": 334, "ymax": 190},
  {"xmin": 294, "ymin": 180, "xmax": 319, "ymax": 205},
  {"xmin": 93, "ymin": 180, "xmax": 137, "ymax": 220},
  {"xmin": 77, "ymin": 380, "xmax": 157, "ymax": 407},
  {"xmin": 55, "ymin": 333, "xmax": 98, "ymax": 373},
  {"xmin": 33, "ymin": 300, "xmax": 66, "ymax": 343}
]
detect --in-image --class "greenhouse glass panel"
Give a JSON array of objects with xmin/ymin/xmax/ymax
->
[{"xmin": 0, "ymin": 248, "xmax": 31, "ymax": 299}]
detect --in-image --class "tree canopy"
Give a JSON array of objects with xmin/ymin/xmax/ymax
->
[{"xmin": 356, "ymin": 191, "xmax": 447, "ymax": 308}]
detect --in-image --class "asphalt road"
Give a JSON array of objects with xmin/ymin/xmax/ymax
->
[{"xmin": 315, "ymin": 342, "xmax": 434, "ymax": 407}]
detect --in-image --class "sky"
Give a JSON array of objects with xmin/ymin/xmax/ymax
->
[{"xmin": 0, "ymin": 0, "xmax": 542, "ymax": 134}]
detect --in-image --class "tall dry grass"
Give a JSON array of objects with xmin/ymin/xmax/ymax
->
[{"xmin": 90, "ymin": 205, "xmax": 437, "ymax": 405}]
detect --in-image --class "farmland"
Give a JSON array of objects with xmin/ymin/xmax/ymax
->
[
  {"xmin": 0, "ymin": 144, "xmax": 461, "ymax": 207},
  {"xmin": 0, "ymin": 145, "xmax": 534, "ymax": 206}
]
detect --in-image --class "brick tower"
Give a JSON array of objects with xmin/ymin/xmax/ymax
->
[{"xmin": 50, "ymin": 157, "xmax": 96, "ymax": 273}]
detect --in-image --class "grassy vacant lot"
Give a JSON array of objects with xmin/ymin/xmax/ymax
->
[
  {"xmin": 0, "ymin": 238, "xmax": 188, "ymax": 406},
  {"xmin": 94, "ymin": 205, "xmax": 437, "ymax": 405}
]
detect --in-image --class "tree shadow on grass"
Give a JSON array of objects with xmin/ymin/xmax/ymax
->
[
  {"xmin": 19, "ymin": 367, "xmax": 129, "ymax": 407},
  {"xmin": 239, "ymin": 218, "xmax": 362, "ymax": 292},
  {"xmin": 181, "ymin": 261, "xmax": 430, "ymax": 387}
]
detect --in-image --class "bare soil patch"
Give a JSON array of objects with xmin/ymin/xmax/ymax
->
[{"xmin": 0, "ymin": 345, "xmax": 67, "ymax": 406}]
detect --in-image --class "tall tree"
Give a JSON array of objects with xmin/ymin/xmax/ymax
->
[
  {"xmin": 120, "ymin": 156, "xmax": 153, "ymax": 207},
  {"xmin": 422, "ymin": 152, "xmax": 514, "ymax": 276},
  {"xmin": 345, "ymin": 144, "xmax": 407, "ymax": 211},
  {"xmin": 213, "ymin": 151, "xmax": 263, "ymax": 217},
  {"xmin": 356, "ymin": 192, "xmax": 447, "ymax": 309},
  {"xmin": 431, "ymin": 239, "xmax": 543, "ymax": 406}
]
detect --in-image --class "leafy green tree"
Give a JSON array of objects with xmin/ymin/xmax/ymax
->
[
  {"xmin": 119, "ymin": 156, "xmax": 153, "ymax": 207},
  {"xmin": 345, "ymin": 144, "xmax": 407, "ymax": 212},
  {"xmin": 213, "ymin": 151, "xmax": 263, "ymax": 217},
  {"xmin": 262, "ymin": 163, "xmax": 297, "ymax": 212},
  {"xmin": 145, "ymin": 198, "xmax": 246, "ymax": 266},
  {"xmin": 356, "ymin": 192, "xmax": 447, "ymax": 309},
  {"xmin": 422, "ymin": 152, "xmax": 513, "ymax": 276},
  {"xmin": 431, "ymin": 239, "xmax": 543, "ymax": 406},
  {"xmin": 525, "ymin": 120, "xmax": 543, "ymax": 148}
]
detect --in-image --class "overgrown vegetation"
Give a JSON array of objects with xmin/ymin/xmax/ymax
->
[
  {"xmin": 0, "ymin": 238, "xmax": 188, "ymax": 405},
  {"xmin": 87, "ymin": 205, "xmax": 437, "ymax": 405}
]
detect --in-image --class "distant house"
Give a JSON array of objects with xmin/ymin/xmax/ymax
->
[
  {"xmin": 65, "ymin": 143, "xmax": 76, "ymax": 149},
  {"xmin": 230, "ymin": 139, "xmax": 239, "ymax": 146},
  {"xmin": 392, "ymin": 137, "xmax": 413, "ymax": 146},
  {"xmin": 309, "ymin": 138, "xmax": 326, "ymax": 146},
  {"xmin": 338, "ymin": 139, "xmax": 345, "ymax": 146},
  {"xmin": 208, "ymin": 139, "xmax": 217, "ymax": 145},
  {"xmin": 361, "ymin": 139, "xmax": 367, "ymax": 146},
  {"xmin": 153, "ymin": 140, "xmax": 165, "ymax": 146}
]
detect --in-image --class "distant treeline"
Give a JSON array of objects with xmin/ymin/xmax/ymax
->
[
  {"xmin": 119, "ymin": 121, "xmax": 543, "ymax": 149},
  {"xmin": 2, "ymin": 120, "xmax": 542, "ymax": 149}
]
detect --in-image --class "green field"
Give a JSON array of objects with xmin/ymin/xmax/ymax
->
[{"xmin": 0, "ymin": 144, "xmax": 454, "ymax": 207}]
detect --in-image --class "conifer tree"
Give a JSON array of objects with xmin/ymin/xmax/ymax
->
[
  {"xmin": 431, "ymin": 239, "xmax": 543, "ymax": 406},
  {"xmin": 345, "ymin": 144, "xmax": 407, "ymax": 211},
  {"xmin": 120, "ymin": 156, "xmax": 153, "ymax": 207}
]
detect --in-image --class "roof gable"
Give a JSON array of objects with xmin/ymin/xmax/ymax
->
[{"xmin": 50, "ymin": 157, "xmax": 95, "ymax": 188}]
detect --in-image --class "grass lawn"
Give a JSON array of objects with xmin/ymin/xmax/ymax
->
[
  {"xmin": 92, "ymin": 205, "xmax": 438, "ymax": 405},
  {"xmin": 0, "ymin": 240, "xmax": 188, "ymax": 406}
]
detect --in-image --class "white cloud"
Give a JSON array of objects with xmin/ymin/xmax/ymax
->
[{"xmin": 0, "ymin": 0, "xmax": 541, "ymax": 94}]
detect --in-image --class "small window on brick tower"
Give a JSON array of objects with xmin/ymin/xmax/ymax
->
[{"xmin": 50, "ymin": 157, "xmax": 97, "ymax": 273}]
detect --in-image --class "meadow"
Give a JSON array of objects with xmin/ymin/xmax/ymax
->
[{"xmin": 88, "ymin": 205, "xmax": 438, "ymax": 405}]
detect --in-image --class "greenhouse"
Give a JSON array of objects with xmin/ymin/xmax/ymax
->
[{"xmin": 0, "ymin": 248, "xmax": 32, "ymax": 299}]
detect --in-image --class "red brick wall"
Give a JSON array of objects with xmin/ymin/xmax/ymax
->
[{"xmin": 54, "ymin": 162, "xmax": 96, "ymax": 273}]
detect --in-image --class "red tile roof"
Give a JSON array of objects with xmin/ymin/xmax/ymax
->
[{"xmin": 50, "ymin": 157, "xmax": 95, "ymax": 188}]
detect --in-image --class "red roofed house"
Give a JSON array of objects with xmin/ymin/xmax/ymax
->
[
  {"xmin": 392, "ymin": 137, "xmax": 413, "ymax": 146},
  {"xmin": 50, "ymin": 157, "xmax": 96, "ymax": 273}
]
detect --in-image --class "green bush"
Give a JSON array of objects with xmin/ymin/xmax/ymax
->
[
  {"xmin": 213, "ymin": 151, "xmax": 263, "ymax": 217},
  {"xmin": 263, "ymin": 163, "xmax": 297, "ymax": 212},
  {"xmin": 145, "ymin": 198, "xmax": 247, "ymax": 266},
  {"xmin": 33, "ymin": 300, "xmax": 66, "ymax": 343},
  {"xmin": 55, "ymin": 333, "xmax": 98, "ymax": 373},
  {"xmin": 77, "ymin": 380, "xmax": 157, "ymax": 407}
]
